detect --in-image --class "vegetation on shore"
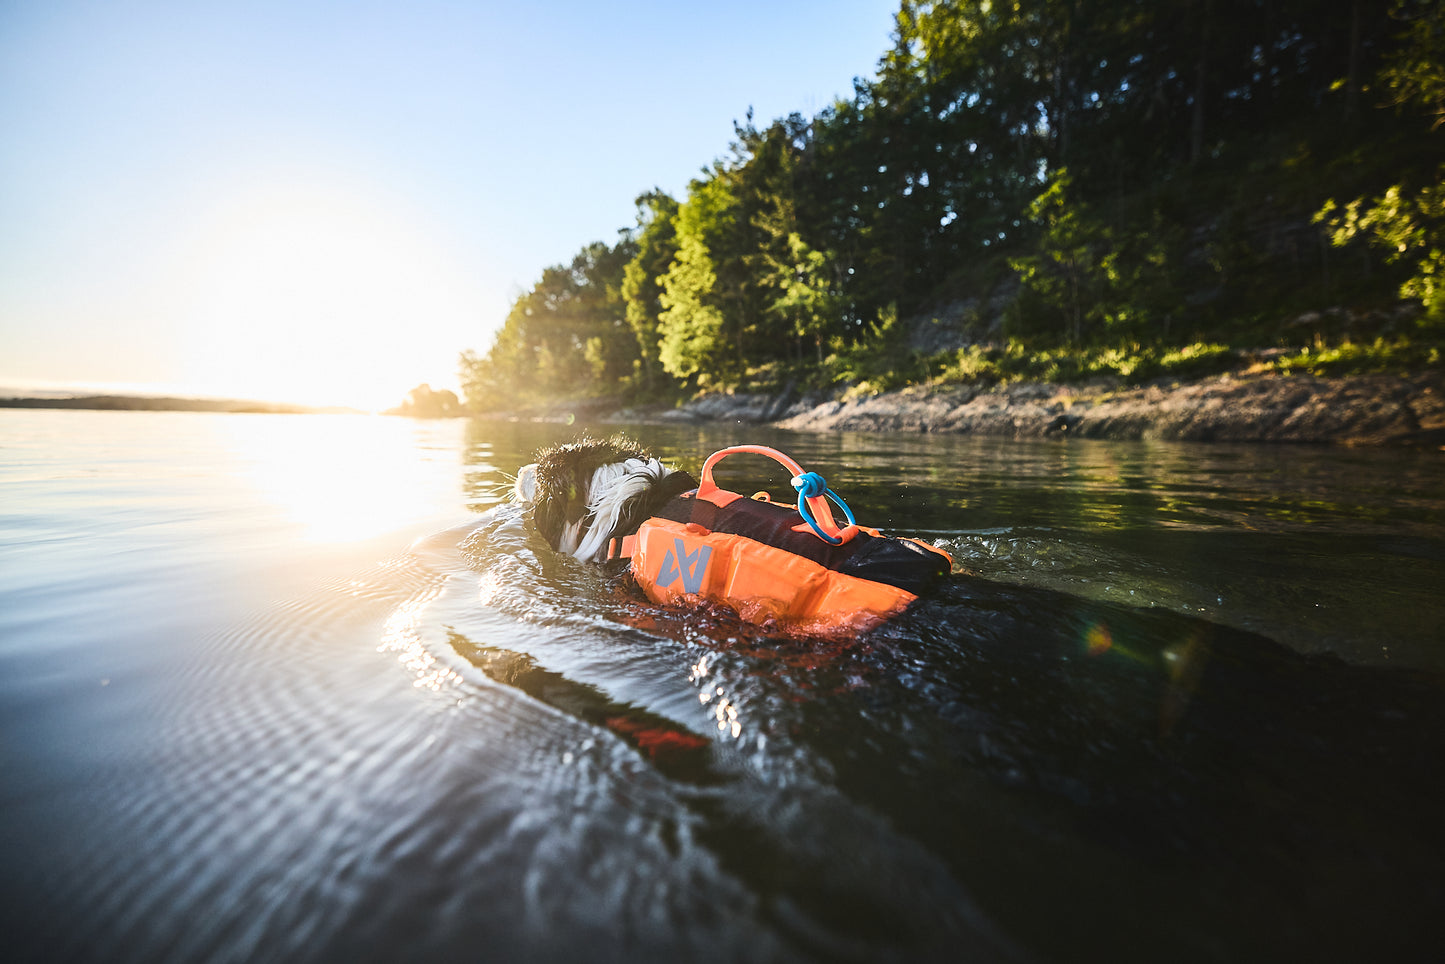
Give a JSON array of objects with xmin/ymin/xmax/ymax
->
[
  {"xmin": 459, "ymin": 0, "xmax": 1445, "ymax": 414},
  {"xmin": 823, "ymin": 333, "xmax": 1443, "ymax": 402}
]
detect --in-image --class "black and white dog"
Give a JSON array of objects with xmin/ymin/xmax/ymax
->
[
  {"xmin": 513, "ymin": 435, "xmax": 954, "ymax": 634},
  {"xmin": 513, "ymin": 436, "xmax": 697, "ymax": 563}
]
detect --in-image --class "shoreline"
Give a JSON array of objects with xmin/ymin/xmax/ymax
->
[
  {"xmin": 8, "ymin": 371, "xmax": 1442, "ymax": 447},
  {"xmin": 506, "ymin": 370, "xmax": 1445, "ymax": 447}
]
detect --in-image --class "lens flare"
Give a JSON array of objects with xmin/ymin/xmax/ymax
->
[{"xmin": 1084, "ymin": 622, "xmax": 1113, "ymax": 656}]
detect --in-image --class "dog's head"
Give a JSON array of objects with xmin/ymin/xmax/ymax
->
[{"xmin": 514, "ymin": 435, "xmax": 696, "ymax": 562}]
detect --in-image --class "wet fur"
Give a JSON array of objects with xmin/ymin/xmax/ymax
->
[{"xmin": 515, "ymin": 435, "xmax": 695, "ymax": 563}]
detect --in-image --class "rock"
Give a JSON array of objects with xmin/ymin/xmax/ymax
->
[
  {"xmin": 775, "ymin": 372, "xmax": 1445, "ymax": 446},
  {"xmin": 485, "ymin": 371, "xmax": 1444, "ymax": 447}
]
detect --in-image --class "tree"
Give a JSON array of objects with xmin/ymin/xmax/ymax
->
[
  {"xmin": 767, "ymin": 232, "xmax": 843, "ymax": 364},
  {"xmin": 1009, "ymin": 169, "xmax": 1114, "ymax": 344},
  {"xmin": 1318, "ymin": 171, "xmax": 1445, "ymax": 323},
  {"xmin": 620, "ymin": 190, "xmax": 680, "ymax": 394},
  {"xmin": 657, "ymin": 175, "xmax": 736, "ymax": 381},
  {"xmin": 388, "ymin": 383, "xmax": 461, "ymax": 418},
  {"xmin": 457, "ymin": 236, "xmax": 638, "ymax": 410},
  {"xmin": 1316, "ymin": 0, "xmax": 1445, "ymax": 324},
  {"xmin": 1380, "ymin": 0, "xmax": 1445, "ymax": 128},
  {"xmin": 738, "ymin": 114, "xmax": 851, "ymax": 360}
]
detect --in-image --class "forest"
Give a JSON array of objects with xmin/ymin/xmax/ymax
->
[{"xmin": 459, "ymin": 0, "xmax": 1444, "ymax": 412}]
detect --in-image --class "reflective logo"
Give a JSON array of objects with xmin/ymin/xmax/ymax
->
[{"xmin": 657, "ymin": 538, "xmax": 711, "ymax": 594}]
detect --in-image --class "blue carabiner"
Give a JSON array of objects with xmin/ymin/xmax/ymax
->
[{"xmin": 791, "ymin": 472, "xmax": 856, "ymax": 545}]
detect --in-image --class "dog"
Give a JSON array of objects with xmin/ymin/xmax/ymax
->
[
  {"xmin": 513, "ymin": 435, "xmax": 697, "ymax": 564},
  {"xmin": 513, "ymin": 435, "xmax": 953, "ymax": 632}
]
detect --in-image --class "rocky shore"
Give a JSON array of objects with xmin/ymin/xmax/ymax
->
[{"xmin": 600, "ymin": 371, "xmax": 1445, "ymax": 447}]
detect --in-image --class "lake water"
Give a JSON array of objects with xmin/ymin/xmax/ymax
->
[{"xmin": 2, "ymin": 409, "xmax": 1442, "ymax": 963}]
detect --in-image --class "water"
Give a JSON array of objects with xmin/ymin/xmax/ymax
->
[{"xmin": 2, "ymin": 409, "xmax": 1442, "ymax": 963}]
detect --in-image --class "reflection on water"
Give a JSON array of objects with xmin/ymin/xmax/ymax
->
[{"xmin": 2, "ymin": 410, "xmax": 1443, "ymax": 963}]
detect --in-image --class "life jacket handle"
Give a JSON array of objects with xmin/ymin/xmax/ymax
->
[{"xmin": 697, "ymin": 445, "xmax": 860, "ymax": 545}]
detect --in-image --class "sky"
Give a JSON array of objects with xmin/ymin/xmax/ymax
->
[{"xmin": 0, "ymin": 0, "xmax": 900, "ymax": 410}]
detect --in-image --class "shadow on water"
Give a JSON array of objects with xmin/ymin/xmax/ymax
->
[
  {"xmin": 448, "ymin": 632, "xmax": 720, "ymax": 786},
  {"xmin": 452, "ymin": 484, "xmax": 1445, "ymax": 963},
  {"xmin": 867, "ymin": 580, "xmax": 1445, "ymax": 961}
]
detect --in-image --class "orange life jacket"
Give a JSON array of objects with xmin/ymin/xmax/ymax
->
[{"xmin": 609, "ymin": 445, "xmax": 952, "ymax": 633}]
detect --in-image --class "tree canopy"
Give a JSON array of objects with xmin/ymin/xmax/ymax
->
[{"xmin": 460, "ymin": 0, "xmax": 1443, "ymax": 411}]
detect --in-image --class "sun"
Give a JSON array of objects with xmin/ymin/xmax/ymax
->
[{"xmin": 175, "ymin": 182, "xmax": 480, "ymax": 410}]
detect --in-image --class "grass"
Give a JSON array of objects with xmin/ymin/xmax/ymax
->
[
  {"xmin": 1267, "ymin": 337, "xmax": 1442, "ymax": 377},
  {"xmin": 930, "ymin": 334, "xmax": 1442, "ymax": 390},
  {"xmin": 935, "ymin": 339, "xmax": 1239, "ymax": 387}
]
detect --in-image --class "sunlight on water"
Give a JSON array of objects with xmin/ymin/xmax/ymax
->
[
  {"xmin": 214, "ymin": 414, "xmax": 465, "ymax": 543},
  {"xmin": 687, "ymin": 656, "xmax": 743, "ymax": 738},
  {"xmin": 475, "ymin": 568, "xmax": 504, "ymax": 606},
  {"xmin": 700, "ymin": 682, "xmax": 743, "ymax": 739},
  {"xmin": 377, "ymin": 588, "xmax": 462, "ymax": 693}
]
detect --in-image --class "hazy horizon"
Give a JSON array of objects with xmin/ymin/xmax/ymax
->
[
  {"xmin": 0, "ymin": 375, "xmax": 375, "ymax": 407},
  {"xmin": 1, "ymin": 0, "xmax": 898, "ymax": 412}
]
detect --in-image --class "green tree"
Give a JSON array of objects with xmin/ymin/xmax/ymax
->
[
  {"xmin": 1318, "ymin": 170, "xmax": 1445, "ymax": 323},
  {"xmin": 764, "ymin": 232, "xmax": 843, "ymax": 364},
  {"xmin": 620, "ymin": 190, "xmax": 680, "ymax": 394},
  {"xmin": 1009, "ymin": 169, "xmax": 1114, "ymax": 344},
  {"xmin": 656, "ymin": 126, "xmax": 787, "ymax": 382},
  {"xmin": 1010, "ymin": 168, "xmax": 1187, "ymax": 345},
  {"xmin": 458, "ymin": 236, "xmax": 638, "ymax": 409},
  {"xmin": 736, "ymin": 114, "xmax": 850, "ymax": 361},
  {"xmin": 1316, "ymin": 0, "xmax": 1445, "ymax": 323},
  {"xmin": 657, "ymin": 175, "xmax": 736, "ymax": 381},
  {"xmin": 1379, "ymin": 0, "xmax": 1445, "ymax": 127}
]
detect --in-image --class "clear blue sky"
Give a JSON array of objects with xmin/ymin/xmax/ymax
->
[{"xmin": 0, "ymin": 0, "xmax": 899, "ymax": 409}]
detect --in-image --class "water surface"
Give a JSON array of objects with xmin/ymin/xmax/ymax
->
[{"xmin": 2, "ymin": 410, "xmax": 1441, "ymax": 962}]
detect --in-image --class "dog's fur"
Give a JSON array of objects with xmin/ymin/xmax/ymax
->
[{"xmin": 514, "ymin": 436, "xmax": 696, "ymax": 563}]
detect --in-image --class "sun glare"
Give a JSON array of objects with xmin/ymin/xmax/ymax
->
[
  {"xmin": 176, "ymin": 184, "xmax": 480, "ymax": 411},
  {"xmin": 217, "ymin": 413, "xmax": 462, "ymax": 544}
]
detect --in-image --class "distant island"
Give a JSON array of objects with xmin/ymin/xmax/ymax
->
[
  {"xmin": 0, "ymin": 394, "xmax": 362, "ymax": 415},
  {"xmin": 0, "ymin": 383, "xmax": 467, "ymax": 418},
  {"xmin": 382, "ymin": 384, "xmax": 463, "ymax": 418}
]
